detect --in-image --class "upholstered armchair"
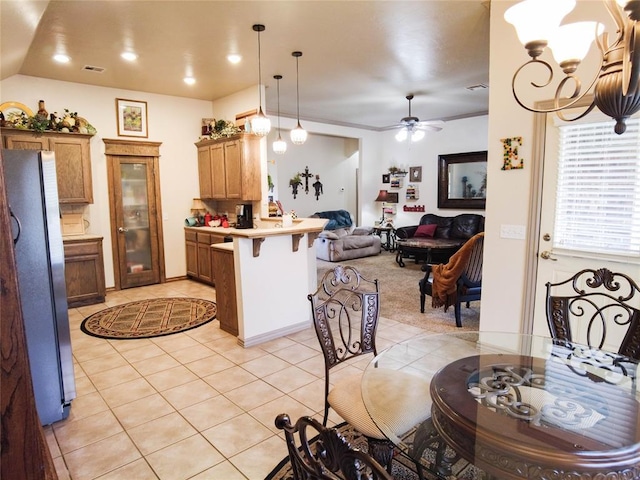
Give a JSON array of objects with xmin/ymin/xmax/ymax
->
[{"xmin": 419, "ymin": 233, "xmax": 484, "ymax": 327}]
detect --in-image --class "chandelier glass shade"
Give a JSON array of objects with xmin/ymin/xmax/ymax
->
[
  {"xmin": 272, "ymin": 74, "xmax": 287, "ymax": 154},
  {"xmin": 251, "ymin": 24, "xmax": 271, "ymax": 137},
  {"xmin": 505, "ymin": 0, "xmax": 640, "ymax": 134},
  {"xmin": 290, "ymin": 51, "xmax": 307, "ymax": 145}
]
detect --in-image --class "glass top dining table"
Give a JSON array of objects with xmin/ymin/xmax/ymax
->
[{"xmin": 361, "ymin": 331, "xmax": 640, "ymax": 480}]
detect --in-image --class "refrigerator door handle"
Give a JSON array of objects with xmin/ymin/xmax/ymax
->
[{"xmin": 9, "ymin": 207, "xmax": 21, "ymax": 245}]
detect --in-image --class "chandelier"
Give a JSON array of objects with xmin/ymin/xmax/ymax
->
[
  {"xmin": 505, "ymin": 0, "xmax": 640, "ymax": 134},
  {"xmin": 250, "ymin": 24, "xmax": 271, "ymax": 137}
]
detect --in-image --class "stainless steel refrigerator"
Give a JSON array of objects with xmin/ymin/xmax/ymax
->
[{"xmin": 3, "ymin": 149, "xmax": 76, "ymax": 425}]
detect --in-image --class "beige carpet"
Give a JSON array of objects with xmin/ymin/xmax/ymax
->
[{"xmin": 316, "ymin": 250, "xmax": 479, "ymax": 333}]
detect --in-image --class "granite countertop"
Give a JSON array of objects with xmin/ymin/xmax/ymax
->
[
  {"xmin": 185, "ymin": 217, "xmax": 327, "ymax": 239},
  {"xmin": 62, "ymin": 234, "xmax": 103, "ymax": 242}
]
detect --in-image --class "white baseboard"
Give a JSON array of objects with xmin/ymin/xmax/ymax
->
[{"xmin": 238, "ymin": 320, "xmax": 312, "ymax": 348}]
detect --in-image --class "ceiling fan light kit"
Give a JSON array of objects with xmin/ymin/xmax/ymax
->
[
  {"xmin": 251, "ymin": 24, "xmax": 271, "ymax": 137},
  {"xmin": 394, "ymin": 94, "xmax": 444, "ymax": 142},
  {"xmin": 505, "ymin": 0, "xmax": 640, "ymax": 134},
  {"xmin": 290, "ymin": 51, "xmax": 308, "ymax": 145}
]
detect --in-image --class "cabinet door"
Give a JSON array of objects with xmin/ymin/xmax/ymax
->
[
  {"xmin": 185, "ymin": 230, "xmax": 198, "ymax": 277},
  {"xmin": 224, "ymin": 140, "xmax": 242, "ymax": 199},
  {"xmin": 197, "ymin": 146, "xmax": 213, "ymax": 199},
  {"xmin": 210, "ymin": 143, "xmax": 226, "ymax": 199},
  {"xmin": 196, "ymin": 233, "xmax": 213, "ymax": 284},
  {"xmin": 4, "ymin": 134, "xmax": 48, "ymax": 150},
  {"xmin": 49, "ymin": 136, "xmax": 93, "ymax": 203},
  {"xmin": 63, "ymin": 239, "xmax": 106, "ymax": 307}
]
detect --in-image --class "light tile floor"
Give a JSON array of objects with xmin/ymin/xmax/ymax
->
[{"xmin": 46, "ymin": 279, "xmax": 429, "ymax": 480}]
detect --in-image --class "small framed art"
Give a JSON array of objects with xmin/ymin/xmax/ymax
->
[
  {"xmin": 382, "ymin": 173, "xmax": 390, "ymax": 184},
  {"xmin": 410, "ymin": 166, "xmax": 422, "ymax": 182},
  {"xmin": 116, "ymin": 98, "xmax": 148, "ymax": 137}
]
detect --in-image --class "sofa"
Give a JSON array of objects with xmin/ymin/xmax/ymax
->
[
  {"xmin": 394, "ymin": 213, "xmax": 484, "ymax": 266},
  {"xmin": 312, "ymin": 210, "xmax": 382, "ymax": 262}
]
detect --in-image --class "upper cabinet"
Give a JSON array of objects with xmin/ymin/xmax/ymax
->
[
  {"xmin": 2, "ymin": 128, "xmax": 94, "ymax": 204},
  {"xmin": 195, "ymin": 134, "xmax": 261, "ymax": 201}
]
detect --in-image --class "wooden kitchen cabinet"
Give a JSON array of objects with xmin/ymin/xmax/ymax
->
[
  {"xmin": 210, "ymin": 244, "xmax": 238, "ymax": 335},
  {"xmin": 63, "ymin": 236, "xmax": 106, "ymax": 307},
  {"xmin": 195, "ymin": 134, "xmax": 261, "ymax": 201},
  {"xmin": 185, "ymin": 228, "xmax": 223, "ymax": 285},
  {"xmin": 2, "ymin": 128, "xmax": 94, "ymax": 204}
]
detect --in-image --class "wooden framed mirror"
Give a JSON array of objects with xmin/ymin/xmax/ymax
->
[{"xmin": 438, "ymin": 151, "xmax": 487, "ymax": 209}]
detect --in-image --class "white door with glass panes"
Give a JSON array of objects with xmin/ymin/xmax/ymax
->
[{"xmin": 531, "ymin": 111, "xmax": 640, "ymax": 352}]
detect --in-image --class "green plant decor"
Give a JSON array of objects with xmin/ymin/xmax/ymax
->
[
  {"xmin": 289, "ymin": 174, "xmax": 302, "ymax": 187},
  {"xmin": 267, "ymin": 174, "xmax": 274, "ymax": 192}
]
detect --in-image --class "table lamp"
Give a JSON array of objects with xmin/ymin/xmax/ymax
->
[
  {"xmin": 374, "ymin": 190, "xmax": 388, "ymax": 224},
  {"xmin": 191, "ymin": 198, "xmax": 206, "ymax": 225}
]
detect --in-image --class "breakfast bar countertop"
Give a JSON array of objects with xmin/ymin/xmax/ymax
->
[{"xmin": 185, "ymin": 217, "xmax": 327, "ymax": 239}]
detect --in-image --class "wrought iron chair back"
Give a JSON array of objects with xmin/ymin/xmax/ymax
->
[
  {"xmin": 275, "ymin": 413, "xmax": 393, "ymax": 480},
  {"xmin": 308, "ymin": 265, "xmax": 380, "ymax": 425},
  {"xmin": 545, "ymin": 268, "xmax": 640, "ymax": 360}
]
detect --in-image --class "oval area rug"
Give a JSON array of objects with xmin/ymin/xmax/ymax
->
[{"xmin": 81, "ymin": 297, "xmax": 217, "ymax": 340}]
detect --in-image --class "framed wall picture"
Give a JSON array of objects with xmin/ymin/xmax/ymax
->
[
  {"xmin": 116, "ymin": 98, "xmax": 148, "ymax": 137},
  {"xmin": 410, "ymin": 166, "xmax": 422, "ymax": 182},
  {"xmin": 386, "ymin": 192, "xmax": 399, "ymax": 203},
  {"xmin": 382, "ymin": 173, "xmax": 390, "ymax": 184}
]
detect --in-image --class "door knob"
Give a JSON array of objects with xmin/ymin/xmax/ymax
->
[
  {"xmin": 118, "ymin": 227, "xmax": 129, "ymax": 233},
  {"xmin": 540, "ymin": 251, "xmax": 557, "ymax": 261}
]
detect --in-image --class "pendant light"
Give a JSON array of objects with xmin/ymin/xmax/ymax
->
[
  {"xmin": 272, "ymin": 75, "xmax": 287, "ymax": 154},
  {"xmin": 290, "ymin": 51, "xmax": 308, "ymax": 145},
  {"xmin": 250, "ymin": 24, "xmax": 271, "ymax": 137}
]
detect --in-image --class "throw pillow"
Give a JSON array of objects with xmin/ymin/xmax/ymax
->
[{"xmin": 414, "ymin": 224, "xmax": 437, "ymax": 238}]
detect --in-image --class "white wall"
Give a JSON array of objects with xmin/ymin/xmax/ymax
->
[
  {"xmin": 2, "ymin": 75, "xmax": 490, "ymax": 294},
  {"xmin": 484, "ymin": 0, "xmax": 611, "ymax": 332},
  {"xmin": 1, "ymin": 74, "xmax": 213, "ymax": 288},
  {"xmin": 378, "ymin": 115, "xmax": 489, "ymax": 227},
  {"xmin": 265, "ymin": 129, "xmax": 358, "ymax": 219}
]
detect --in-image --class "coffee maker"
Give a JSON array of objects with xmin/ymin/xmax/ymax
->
[{"xmin": 235, "ymin": 203, "xmax": 253, "ymax": 229}]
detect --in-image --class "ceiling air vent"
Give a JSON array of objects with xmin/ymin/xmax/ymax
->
[
  {"xmin": 83, "ymin": 65, "xmax": 106, "ymax": 73},
  {"xmin": 466, "ymin": 83, "xmax": 488, "ymax": 92}
]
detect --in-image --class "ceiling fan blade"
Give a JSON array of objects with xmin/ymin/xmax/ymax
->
[{"xmin": 417, "ymin": 124, "xmax": 444, "ymax": 132}]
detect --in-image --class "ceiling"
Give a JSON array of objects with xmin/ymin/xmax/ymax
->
[{"xmin": 1, "ymin": 0, "xmax": 491, "ymax": 131}]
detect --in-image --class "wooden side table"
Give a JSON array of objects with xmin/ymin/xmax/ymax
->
[{"xmin": 373, "ymin": 226, "xmax": 396, "ymax": 251}]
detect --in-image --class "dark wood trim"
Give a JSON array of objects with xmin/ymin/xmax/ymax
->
[{"xmin": 438, "ymin": 151, "xmax": 487, "ymax": 210}]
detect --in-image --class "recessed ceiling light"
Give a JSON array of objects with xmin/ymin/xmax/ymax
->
[
  {"xmin": 184, "ymin": 76, "xmax": 196, "ymax": 85},
  {"xmin": 53, "ymin": 54, "xmax": 70, "ymax": 63},
  {"xmin": 121, "ymin": 51, "xmax": 138, "ymax": 61},
  {"xmin": 227, "ymin": 54, "xmax": 241, "ymax": 64}
]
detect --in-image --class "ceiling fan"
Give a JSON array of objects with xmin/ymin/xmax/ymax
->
[{"xmin": 391, "ymin": 94, "xmax": 444, "ymax": 142}]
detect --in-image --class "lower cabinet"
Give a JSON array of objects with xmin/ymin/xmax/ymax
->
[
  {"xmin": 210, "ymin": 244, "xmax": 238, "ymax": 335},
  {"xmin": 63, "ymin": 236, "xmax": 106, "ymax": 307},
  {"xmin": 185, "ymin": 229, "xmax": 223, "ymax": 285}
]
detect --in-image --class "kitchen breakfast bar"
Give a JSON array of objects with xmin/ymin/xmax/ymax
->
[{"xmin": 186, "ymin": 217, "xmax": 327, "ymax": 347}]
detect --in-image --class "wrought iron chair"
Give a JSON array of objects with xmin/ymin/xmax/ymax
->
[
  {"xmin": 545, "ymin": 267, "xmax": 640, "ymax": 360},
  {"xmin": 275, "ymin": 413, "xmax": 393, "ymax": 480},
  {"xmin": 419, "ymin": 233, "xmax": 484, "ymax": 327},
  {"xmin": 308, "ymin": 265, "xmax": 431, "ymax": 473}
]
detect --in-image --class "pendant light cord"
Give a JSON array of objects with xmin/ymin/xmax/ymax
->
[
  {"xmin": 258, "ymin": 30, "xmax": 263, "ymax": 111},
  {"xmin": 295, "ymin": 55, "xmax": 300, "ymax": 123}
]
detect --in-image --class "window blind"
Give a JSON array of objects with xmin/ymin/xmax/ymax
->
[{"xmin": 554, "ymin": 119, "xmax": 640, "ymax": 256}]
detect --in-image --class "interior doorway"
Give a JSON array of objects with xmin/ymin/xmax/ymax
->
[{"xmin": 104, "ymin": 139, "xmax": 165, "ymax": 290}]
